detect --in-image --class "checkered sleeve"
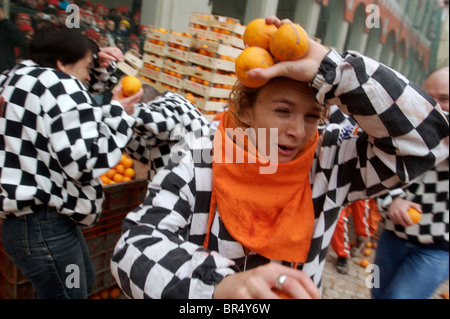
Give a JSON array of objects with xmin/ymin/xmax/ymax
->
[
  {"xmin": 86, "ymin": 61, "xmax": 119, "ymax": 95},
  {"xmin": 312, "ymin": 49, "xmax": 449, "ymax": 196},
  {"xmin": 47, "ymin": 75, "xmax": 136, "ymax": 182},
  {"xmin": 128, "ymin": 91, "xmax": 210, "ymax": 176},
  {"xmin": 111, "ymin": 145, "xmax": 236, "ymax": 299}
]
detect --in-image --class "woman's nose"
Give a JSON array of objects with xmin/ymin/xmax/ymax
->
[{"xmin": 286, "ymin": 118, "xmax": 306, "ymax": 140}]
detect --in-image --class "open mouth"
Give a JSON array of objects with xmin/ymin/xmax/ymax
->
[{"xmin": 278, "ymin": 144, "xmax": 298, "ymax": 156}]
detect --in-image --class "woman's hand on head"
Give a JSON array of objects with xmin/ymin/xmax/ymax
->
[
  {"xmin": 97, "ymin": 46, "xmax": 124, "ymax": 68},
  {"xmin": 111, "ymin": 84, "xmax": 143, "ymax": 115},
  {"xmin": 247, "ymin": 16, "xmax": 329, "ymax": 84},
  {"xmin": 213, "ymin": 263, "xmax": 321, "ymax": 299}
]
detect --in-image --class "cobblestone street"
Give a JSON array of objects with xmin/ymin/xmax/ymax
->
[{"xmin": 321, "ymin": 247, "xmax": 449, "ymax": 299}]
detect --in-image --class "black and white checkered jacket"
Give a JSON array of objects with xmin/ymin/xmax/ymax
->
[
  {"xmin": 376, "ymin": 126, "xmax": 449, "ymax": 250},
  {"xmin": 111, "ymin": 50, "xmax": 449, "ymax": 298},
  {"xmin": 0, "ymin": 60, "xmax": 138, "ymax": 226},
  {"xmin": 0, "ymin": 60, "xmax": 205, "ymax": 228}
]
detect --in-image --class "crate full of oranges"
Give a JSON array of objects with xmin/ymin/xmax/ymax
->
[{"xmin": 101, "ymin": 154, "xmax": 139, "ymax": 185}]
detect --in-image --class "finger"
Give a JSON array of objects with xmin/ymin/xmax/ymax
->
[
  {"xmin": 280, "ymin": 276, "xmax": 312, "ymax": 299},
  {"xmin": 284, "ymin": 270, "xmax": 321, "ymax": 299},
  {"xmin": 280, "ymin": 19, "xmax": 293, "ymax": 25},
  {"xmin": 247, "ymin": 62, "xmax": 292, "ymax": 82},
  {"xmin": 265, "ymin": 16, "xmax": 281, "ymax": 28}
]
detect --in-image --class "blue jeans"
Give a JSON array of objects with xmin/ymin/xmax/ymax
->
[
  {"xmin": 372, "ymin": 230, "xmax": 449, "ymax": 299},
  {"xmin": 1, "ymin": 206, "xmax": 95, "ymax": 299}
]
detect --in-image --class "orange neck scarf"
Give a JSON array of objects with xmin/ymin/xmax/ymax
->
[{"xmin": 204, "ymin": 110, "xmax": 318, "ymax": 263}]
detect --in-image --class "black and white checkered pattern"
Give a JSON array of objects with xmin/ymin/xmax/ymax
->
[
  {"xmin": 0, "ymin": 60, "xmax": 140, "ymax": 226},
  {"xmin": 377, "ymin": 130, "xmax": 449, "ymax": 247},
  {"xmin": 111, "ymin": 50, "xmax": 449, "ymax": 298}
]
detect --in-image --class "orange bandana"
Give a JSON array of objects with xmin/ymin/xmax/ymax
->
[{"xmin": 204, "ymin": 110, "xmax": 318, "ymax": 263}]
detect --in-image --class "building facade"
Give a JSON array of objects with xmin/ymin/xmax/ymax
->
[
  {"xmin": 139, "ymin": 0, "xmax": 448, "ymax": 85},
  {"xmin": 3, "ymin": 0, "xmax": 448, "ymax": 84}
]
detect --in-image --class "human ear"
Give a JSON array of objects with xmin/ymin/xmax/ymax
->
[
  {"xmin": 56, "ymin": 60, "xmax": 67, "ymax": 73},
  {"xmin": 240, "ymin": 107, "xmax": 253, "ymax": 127}
]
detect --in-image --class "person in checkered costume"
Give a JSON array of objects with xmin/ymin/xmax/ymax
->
[
  {"xmin": 111, "ymin": 17, "xmax": 449, "ymax": 298},
  {"xmin": 0, "ymin": 25, "xmax": 149, "ymax": 298},
  {"xmin": 373, "ymin": 66, "xmax": 449, "ymax": 299}
]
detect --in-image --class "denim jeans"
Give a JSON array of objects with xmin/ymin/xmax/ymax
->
[
  {"xmin": 371, "ymin": 229, "xmax": 449, "ymax": 299},
  {"xmin": 1, "ymin": 206, "xmax": 95, "ymax": 299}
]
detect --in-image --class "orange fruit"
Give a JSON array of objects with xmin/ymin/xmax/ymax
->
[
  {"xmin": 99, "ymin": 289, "xmax": 109, "ymax": 299},
  {"xmin": 273, "ymin": 289, "xmax": 291, "ymax": 299},
  {"xmin": 113, "ymin": 173, "xmax": 124, "ymax": 183},
  {"xmin": 124, "ymin": 167, "xmax": 135, "ymax": 179},
  {"xmin": 235, "ymin": 46, "xmax": 275, "ymax": 88},
  {"xmin": 105, "ymin": 168, "xmax": 117, "ymax": 179},
  {"xmin": 121, "ymin": 157, "xmax": 134, "ymax": 169},
  {"xmin": 100, "ymin": 175, "xmax": 111, "ymax": 185},
  {"xmin": 270, "ymin": 23, "xmax": 309, "ymax": 61},
  {"xmin": 121, "ymin": 75, "xmax": 142, "ymax": 97},
  {"xmin": 407, "ymin": 207, "xmax": 422, "ymax": 224},
  {"xmin": 122, "ymin": 176, "xmax": 132, "ymax": 182},
  {"xmin": 363, "ymin": 248, "xmax": 372, "ymax": 257},
  {"xmin": 243, "ymin": 18, "xmax": 278, "ymax": 51},
  {"xmin": 358, "ymin": 259, "xmax": 370, "ymax": 268},
  {"xmin": 115, "ymin": 164, "xmax": 125, "ymax": 174},
  {"xmin": 109, "ymin": 287, "xmax": 121, "ymax": 298}
]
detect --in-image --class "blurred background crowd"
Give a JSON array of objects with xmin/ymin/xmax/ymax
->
[{"xmin": 6, "ymin": 0, "xmax": 148, "ymax": 65}]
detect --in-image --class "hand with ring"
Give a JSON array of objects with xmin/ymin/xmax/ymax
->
[{"xmin": 213, "ymin": 263, "xmax": 321, "ymax": 299}]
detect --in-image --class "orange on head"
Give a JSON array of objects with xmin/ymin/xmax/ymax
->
[
  {"xmin": 407, "ymin": 207, "xmax": 422, "ymax": 224},
  {"xmin": 235, "ymin": 46, "xmax": 274, "ymax": 88},
  {"xmin": 121, "ymin": 75, "xmax": 142, "ymax": 97},
  {"xmin": 243, "ymin": 18, "xmax": 278, "ymax": 51},
  {"xmin": 270, "ymin": 23, "xmax": 309, "ymax": 61}
]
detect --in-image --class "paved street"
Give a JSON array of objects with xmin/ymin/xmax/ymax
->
[{"xmin": 321, "ymin": 245, "xmax": 449, "ymax": 299}]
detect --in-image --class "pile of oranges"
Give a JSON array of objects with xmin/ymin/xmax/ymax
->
[
  {"xmin": 236, "ymin": 18, "xmax": 310, "ymax": 88},
  {"xmin": 100, "ymin": 154, "xmax": 136, "ymax": 185}
]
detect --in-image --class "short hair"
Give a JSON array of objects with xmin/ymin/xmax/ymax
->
[
  {"xmin": 29, "ymin": 25, "xmax": 99, "ymax": 69},
  {"xmin": 141, "ymin": 84, "xmax": 160, "ymax": 103}
]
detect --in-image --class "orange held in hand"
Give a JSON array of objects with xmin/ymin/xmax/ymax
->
[
  {"xmin": 121, "ymin": 75, "xmax": 142, "ymax": 97},
  {"xmin": 407, "ymin": 207, "xmax": 422, "ymax": 224},
  {"xmin": 243, "ymin": 18, "xmax": 278, "ymax": 51},
  {"xmin": 270, "ymin": 23, "xmax": 309, "ymax": 61},
  {"xmin": 235, "ymin": 46, "xmax": 274, "ymax": 88}
]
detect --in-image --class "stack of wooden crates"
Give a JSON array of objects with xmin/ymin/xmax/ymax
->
[{"xmin": 139, "ymin": 12, "xmax": 245, "ymax": 121}]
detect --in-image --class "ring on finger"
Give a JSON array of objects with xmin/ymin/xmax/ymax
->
[{"xmin": 275, "ymin": 274, "xmax": 288, "ymax": 291}]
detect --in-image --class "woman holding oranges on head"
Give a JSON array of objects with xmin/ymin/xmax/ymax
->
[{"xmin": 111, "ymin": 16, "xmax": 449, "ymax": 299}]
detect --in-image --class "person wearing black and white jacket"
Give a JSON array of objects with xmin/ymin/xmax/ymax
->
[
  {"xmin": 373, "ymin": 66, "xmax": 449, "ymax": 299},
  {"xmin": 0, "ymin": 25, "xmax": 146, "ymax": 299},
  {"xmin": 110, "ymin": 16, "xmax": 449, "ymax": 299}
]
